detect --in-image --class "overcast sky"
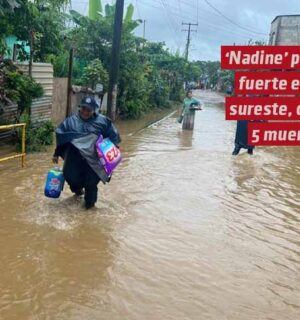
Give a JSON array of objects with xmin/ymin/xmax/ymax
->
[{"xmin": 71, "ymin": 0, "xmax": 300, "ymax": 61}]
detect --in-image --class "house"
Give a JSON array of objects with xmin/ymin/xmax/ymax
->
[
  {"xmin": 4, "ymin": 35, "xmax": 30, "ymax": 60},
  {"xmin": 269, "ymin": 15, "xmax": 300, "ymax": 45}
]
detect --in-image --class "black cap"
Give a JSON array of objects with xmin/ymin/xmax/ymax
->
[{"xmin": 80, "ymin": 96, "xmax": 98, "ymax": 110}]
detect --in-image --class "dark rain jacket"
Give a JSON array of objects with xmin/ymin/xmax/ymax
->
[
  {"xmin": 234, "ymin": 120, "xmax": 266, "ymax": 149},
  {"xmin": 234, "ymin": 120, "xmax": 251, "ymax": 149},
  {"xmin": 54, "ymin": 113, "xmax": 121, "ymax": 183}
]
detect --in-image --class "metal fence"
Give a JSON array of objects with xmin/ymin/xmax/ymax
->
[{"xmin": 0, "ymin": 123, "xmax": 26, "ymax": 167}]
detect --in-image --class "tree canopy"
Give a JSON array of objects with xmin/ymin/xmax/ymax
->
[{"xmin": 1, "ymin": 0, "xmax": 212, "ymax": 119}]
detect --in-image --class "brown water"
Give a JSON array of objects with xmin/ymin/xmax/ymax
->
[{"xmin": 0, "ymin": 90, "xmax": 300, "ymax": 320}]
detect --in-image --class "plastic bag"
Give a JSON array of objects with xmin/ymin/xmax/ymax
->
[{"xmin": 95, "ymin": 135, "xmax": 122, "ymax": 176}]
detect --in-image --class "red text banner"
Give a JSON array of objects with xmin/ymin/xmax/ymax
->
[
  {"xmin": 248, "ymin": 122, "xmax": 300, "ymax": 146},
  {"xmin": 235, "ymin": 71, "xmax": 300, "ymax": 94},
  {"xmin": 221, "ymin": 45, "xmax": 300, "ymax": 70},
  {"xmin": 226, "ymin": 96, "xmax": 300, "ymax": 120}
]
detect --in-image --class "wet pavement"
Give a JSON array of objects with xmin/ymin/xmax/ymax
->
[{"xmin": 0, "ymin": 90, "xmax": 299, "ymax": 320}]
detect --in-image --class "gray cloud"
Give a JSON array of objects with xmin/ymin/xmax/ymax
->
[{"xmin": 71, "ymin": 0, "xmax": 300, "ymax": 61}]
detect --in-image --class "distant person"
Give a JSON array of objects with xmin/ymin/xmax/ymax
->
[
  {"xmin": 179, "ymin": 90, "xmax": 202, "ymax": 130},
  {"xmin": 226, "ymin": 85, "xmax": 233, "ymax": 95},
  {"xmin": 52, "ymin": 96, "xmax": 121, "ymax": 209},
  {"xmin": 232, "ymin": 120, "xmax": 254, "ymax": 155}
]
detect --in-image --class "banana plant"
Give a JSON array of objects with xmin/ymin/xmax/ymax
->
[
  {"xmin": 69, "ymin": 9, "xmax": 90, "ymax": 27},
  {"xmin": 69, "ymin": 2, "xmax": 140, "ymax": 33},
  {"xmin": 89, "ymin": 0, "xmax": 102, "ymax": 20}
]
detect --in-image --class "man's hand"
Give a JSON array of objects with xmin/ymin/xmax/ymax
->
[{"xmin": 52, "ymin": 156, "xmax": 59, "ymax": 164}]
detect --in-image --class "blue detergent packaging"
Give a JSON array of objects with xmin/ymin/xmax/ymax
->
[{"xmin": 44, "ymin": 167, "xmax": 65, "ymax": 198}]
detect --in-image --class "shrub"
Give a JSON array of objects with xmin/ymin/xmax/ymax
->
[
  {"xmin": 18, "ymin": 113, "xmax": 55, "ymax": 152},
  {"xmin": 79, "ymin": 59, "xmax": 108, "ymax": 90},
  {"xmin": 1, "ymin": 60, "xmax": 44, "ymax": 117}
]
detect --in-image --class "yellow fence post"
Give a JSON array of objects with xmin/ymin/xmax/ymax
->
[
  {"xmin": 22, "ymin": 124, "xmax": 26, "ymax": 167},
  {"xmin": 0, "ymin": 123, "xmax": 26, "ymax": 168}
]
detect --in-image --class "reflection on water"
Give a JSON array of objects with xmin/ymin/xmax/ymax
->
[
  {"xmin": 178, "ymin": 130, "xmax": 194, "ymax": 149},
  {"xmin": 0, "ymin": 91, "xmax": 299, "ymax": 320}
]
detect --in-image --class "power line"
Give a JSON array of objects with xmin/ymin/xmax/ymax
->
[
  {"xmin": 164, "ymin": 6, "xmax": 263, "ymax": 41},
  {"xmin": 135, "ymin": 0, "xmax": 145, "ymax": 38},
  {"xmin": 151, "ymin": 0, "xmax": 198, "ymax": 23},
  {"xmin": 136, "ymin": 0, "xmax": 266, "ymax": 47},
  {"xmin": 131, "ymin": 0, "xmax": 161, "ymax": 10},
  {"xmin": 179, "ymin": 0, "xmax": 268, "ymax": 36},
  {"xmin": 180, "ymin": 0, "xmax": 227, "ymax": 18},
  {"xmin": 165, "ymin": 0, "xmax": 184, "ymax": 36},
  {"xmin": 176, "ymin": 0, "xmax": 268, "ymax": 39},
  {"xmin": 142, "ymin": 0, "xmax": 263, "ymax": 39},
  {"xmin": 159, "ymin": 0, "xmax": 183, "ymax": 49},
  {"xmin": 162, "ymin": 0, "xmax": 179, "ymax": 33},
  {"xmin": 130, "ymin": 0, "xmax": 185, "ymax": 47},
  {"xmin": 203, "ymin": 0, "xmax": 268, "ymax": 36},
  {"xmin": 135, "ymin": 0, "xmax": 142, "ymax": 20},
  {"xmin": 140, "ymin": 0, "xmax": 193, "ymax": 46},
  {"xmin": 74, "ymin": 0, "xmax": 265, "ymax": 43}
]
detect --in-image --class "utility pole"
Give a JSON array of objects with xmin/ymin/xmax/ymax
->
[
  {"xmin": 181, "ymin": 22, "xmax": 198, "ymax": 61},
  {"xmin": 143, "ymin": 19, "xmax": 146, "ymax": 39},
  {"xmin": 107, "ymin": 0, "xmax": 125, "ymax": 121}
]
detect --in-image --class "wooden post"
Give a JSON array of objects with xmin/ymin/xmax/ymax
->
[
  {"xmin": 29, "ymin": 31, "xmax": 35, "ymax": 77},
  {"xmin": 107, "ymin": 0, "xmax": 124, "ymax": 121},
  {"xmin": 21, "ymin": 124, "xmax": 26, "ymax": 167},
  {"xmin": 66, "ymin": 48, "xmax": 74, "ymax": 118},
  {"xmin": 12, "ymin": 44, "xmax": 17, "ymax": 61}
]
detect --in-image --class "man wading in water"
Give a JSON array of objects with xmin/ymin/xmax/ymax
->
[
  {"xmin": 232, "ymin": 120, "xmax": 254, "ymax": 155},
  {"xmin": 52, "ymin": 96, "xmax": 121, "ymax": 209},
  {"xmin": 180, "ymin": 90, "xmax": 202, "ymax": 130}
]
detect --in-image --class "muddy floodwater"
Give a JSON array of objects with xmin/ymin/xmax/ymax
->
[{"xmin": 0, "ymin": 91, "xmax": 299, "ymax": 320}]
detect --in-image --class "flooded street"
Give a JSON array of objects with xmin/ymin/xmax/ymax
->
[{"xmin": 0, "ymin": 90, "xmax": 300, "ymax": 320}]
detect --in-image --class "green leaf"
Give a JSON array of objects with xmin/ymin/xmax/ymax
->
[
  {"xmin": 104, "ymin": 3, "xmax": 113, "ymax": 17},
  {"xmin": 89, "ymin": 0, "xmax": 102, "ymax": 20},
  {"xmin": 69, "ymin": 9, "xmax": 89, "ymax": 26},
  {"xmin": 124, "ymin": 3, "xmax": 134, "ymax": 22}
]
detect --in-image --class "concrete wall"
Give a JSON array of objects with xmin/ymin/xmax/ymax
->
[
  {"xmin": 269, "ymin": 16, "xmax": 300, "ymax": 45},
  {"xmin": 51, "ymin": 86, "xmax": 106, "ymax": 125}
]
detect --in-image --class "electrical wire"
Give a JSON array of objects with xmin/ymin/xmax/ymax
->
[
  {"xmin": 203, "ymin": 0, "xmax": 268, "ymax": 35},
  {"xmin": 162, "ymin": 5, "xmax": 263, "ymax": 41},
  {"xmin": 197, "ymin": 0, "xmax": 199, "ymax": 24},
  {"xmin": 159, "ymin": 0, "xmax": 183, "ymax": 48},
  {"xmin": 143, "ymin": 0, "xmax": 265, "ymax": 38},
  {"xmin": 135, "ymin": 0, "xmax": 142, "ymax": 20}
]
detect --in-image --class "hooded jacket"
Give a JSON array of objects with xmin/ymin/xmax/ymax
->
[{"xmin": 54, "ymin": 113, "xmax": 121, "ymax": 183}]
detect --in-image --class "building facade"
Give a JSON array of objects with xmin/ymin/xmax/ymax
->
[{"xmin": 269, "ymin": 15, "xmax": 300, "ymax": 45}]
